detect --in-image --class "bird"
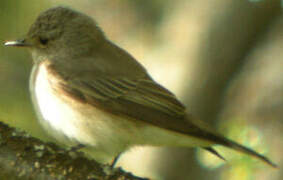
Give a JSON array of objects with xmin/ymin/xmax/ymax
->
[{"xmin": 4, "ymin": 6, "xmax": 277, "ymax": 168}]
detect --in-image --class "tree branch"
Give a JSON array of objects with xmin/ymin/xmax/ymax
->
[{"xmin": 0, "ymin": 121, "xmax": 149, "ymax": 180}]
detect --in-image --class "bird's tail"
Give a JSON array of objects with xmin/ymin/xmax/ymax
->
[
  {"xmin": 186, "ymin": 114, "xmax": 277, "ymax": 168},
  {"xmin": 202, "ymin": 131, "xmax": 277, "ymax": 168}
]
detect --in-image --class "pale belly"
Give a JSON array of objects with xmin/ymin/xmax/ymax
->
[
  {"xmin": 30, "ymin": 63, "xmax": 135, "ymax": 162},
  {"xmin": 29, "ymin": 62, "xmax": 212, "ymax": 162}
]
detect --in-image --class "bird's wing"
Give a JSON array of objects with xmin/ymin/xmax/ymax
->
[
  {"xmin": 58, "ymin": 75, "xmax": 277, "ymax": 168},
  {"xmin": 61, "ymin": 76, "xmax": 206, "ymax": 136}
]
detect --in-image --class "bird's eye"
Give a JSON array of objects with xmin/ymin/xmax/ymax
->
[{"xmin": 39, "ymin": 37, "xmax": 49, "ymax": 45}]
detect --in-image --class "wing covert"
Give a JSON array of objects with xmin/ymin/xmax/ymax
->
[{"xmin": 69, "ymin": 77, "xmax": 186, "ymax": 117}]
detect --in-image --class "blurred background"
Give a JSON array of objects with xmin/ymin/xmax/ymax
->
[{"xmin": 0, "ymin": 0, "xmax": 282, "ymax": 179}]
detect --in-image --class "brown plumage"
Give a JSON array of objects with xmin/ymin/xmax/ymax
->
[{"xmin": 5, "ymin": 6, "xmax": 277, "ymax": 168}]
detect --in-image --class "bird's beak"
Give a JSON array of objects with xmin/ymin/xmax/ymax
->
[{"xmin": 4, "ymin": 38, "xmax": 31, "ymax": 47}]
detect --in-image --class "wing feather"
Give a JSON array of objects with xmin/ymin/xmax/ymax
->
[
  {"xmin": 59, "ymin": 76, "xmax": 197, "ymax": 135},
  {"xmin": 81, "ymin": 78, "xmax": 186, "ymax": 116}
]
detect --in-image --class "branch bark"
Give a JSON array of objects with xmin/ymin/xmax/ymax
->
[{"xmin": 0, "ymin": 121, "xmax": 148, "ymax": 180}]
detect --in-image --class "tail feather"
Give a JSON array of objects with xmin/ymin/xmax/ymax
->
[
  {"xmin": 204, "ymin": 132, "xmax": 278, "ymax": 168},
  {"xmin": 203, "ymin": 147, "xmax": 226, "ymax": 161}
]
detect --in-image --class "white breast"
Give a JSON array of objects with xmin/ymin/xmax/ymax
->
[
  {"xmin": 29, "ymin": 62, "xmax": 212, "ymax": 163},
  {"xmin": 29, "ymin": 63, "xmax": 135, "ymax": 162},
  {"xmin": 31, "ymin": 64, "xmax": 88, "ymax": 145}
]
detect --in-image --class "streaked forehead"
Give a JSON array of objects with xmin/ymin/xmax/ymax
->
[{"xmin": 27, "ymin": 7, "xmax": 79, "ymax": 37}]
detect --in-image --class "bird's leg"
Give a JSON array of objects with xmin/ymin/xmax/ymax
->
[
  {"xmin": 69, "ymin": 144, "xmax": 85, "ymax": 152},
  {"xmin": 110, "ymin": 153, "xmax": 121, "ymax": 168},
  {"xmin": 102, "ymin": 153, "xmax": 122, "ymax": 176}
]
